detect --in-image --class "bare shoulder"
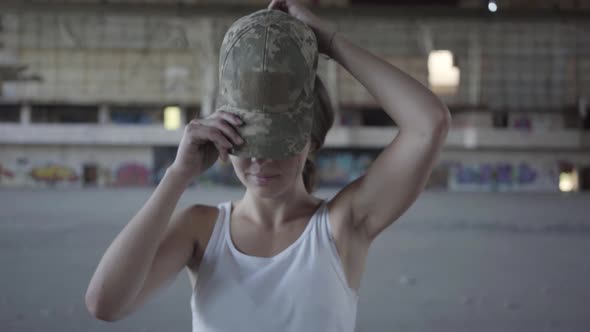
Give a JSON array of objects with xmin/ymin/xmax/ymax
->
[
  {"xmin": 184, "ymin": 203, "xmax": 220, "ymax": 227},
  {"xmin": 180, "ymin": 204, "xmax": 221, "ymax": 269}
]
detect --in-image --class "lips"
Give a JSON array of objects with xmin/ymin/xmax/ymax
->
[
  {"xmin": 248, "ymin": 173, "xmax": 279, "ymax": 185},
  {"xmin": 250, "ymin": 174, "xmax": 277, "ymax": 178},
  {"xmin": 250, "ymin": 174, "xmax": 279, "ymax": 181}
]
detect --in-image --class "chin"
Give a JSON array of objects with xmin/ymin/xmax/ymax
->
[{"xmin": 244, "ymin": 175, "xmax": 291, "ymax": 197}]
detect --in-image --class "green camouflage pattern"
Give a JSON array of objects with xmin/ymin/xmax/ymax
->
[{"xmin": 216, "ymin": 9, "xmax": 318, "ymax": 160}]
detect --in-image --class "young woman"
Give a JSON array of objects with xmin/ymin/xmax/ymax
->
[{"xmin": 85, "ymin": 1, "xmax": 451, "ymax": 331}]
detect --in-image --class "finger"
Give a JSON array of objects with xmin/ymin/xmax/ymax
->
[
  {"xmin": 198, "ymin": 125, "xmax": 233, "ymax": 150},
  {"xmin": 218, "ymin": 111, "xmax": 243, "ymax": 127},
  {"xmin": 213, "ymin": 118, "xmax": 244, "ymax": 146},
  {"xmin": 211, "ymin": 139, "xmax": 228, "ymax": 163},
  {"xmin": 211, "ymin": 128, "xmax": 234, "ymax": 150},
  {"xmin": 268, "ymin": 0, "xmax": 279, "ymax": 9},
  {"xmin": 268, "ymin": 0, "xmax": 288, "ymax": 12},
  {"xmin": 202, "ymin": 116, "xmax": 243, "ymax": 146},
  {"xmin": 210, "ymin": 141, "xmax": 224, "ymax": 162},
  {"xmin": 188, "ymin": 122, "xmax": 225, "ymax": 147}
]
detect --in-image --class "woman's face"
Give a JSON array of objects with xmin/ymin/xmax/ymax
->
[{"xmin": 230, "ymin": 140, "xmax": 311, "ymax": 198}]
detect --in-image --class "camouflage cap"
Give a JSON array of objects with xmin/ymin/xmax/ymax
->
[{"xmin": 216, "ymin": 9, "xmax": 318, "ymax": 160}]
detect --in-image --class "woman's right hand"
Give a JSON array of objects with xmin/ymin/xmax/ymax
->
[
  {"xmin": 268, "ymin": 0, "xmax": 336, "ymax": 57},
  {"xmin": 169, "ymin": 111, "xmax": 244, "ymax": 181}
]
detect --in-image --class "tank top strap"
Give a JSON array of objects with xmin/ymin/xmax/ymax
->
[
  {"xmin": 316, "ymin": 200, "xmax": 360, "ymax": 299},
  {"xmin": 196, "ymin": 202, "xmax": 230, "ymax": 281},
  {"xmin": 315, "ymin": 200, "xmax": 336, "ymax": 244}
]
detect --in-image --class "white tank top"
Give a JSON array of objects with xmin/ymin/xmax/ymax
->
[{"xmin": 190, "ymin": 200, "xmax": 359, "ymax": 332}]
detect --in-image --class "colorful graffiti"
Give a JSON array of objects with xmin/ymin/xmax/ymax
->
[
  {"xmin": 116, "ymin": 163, "xmax": 150, "ymax": 186},
  {"xmin": 0, "ymin": 152, "xmax": 569, "ymax": 192},
  {"xmin": 449, "ymin": 161, "xmax": 559, "ymax": 191},
  {"xmin": 0, "ymin": 164, "xmax": 15, "ymax": 178},
  {"xmin": 511, "ymin": 115, "xmax": 532, "ymax": 130},
  {"xmin": 30, "ymin": 164, "xmax": 79, "ymax": 183},
  {"xmin": 192, "ymin": 149, "xmax": 379, "ymax": 188},
  {"xmin": 316, "ymin": 150, "xmax": 377, "ymax": 186}
]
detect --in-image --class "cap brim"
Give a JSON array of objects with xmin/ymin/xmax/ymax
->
[{"xmin": 217, "ymin": 105, "xmax": 313, "ymax": 160}]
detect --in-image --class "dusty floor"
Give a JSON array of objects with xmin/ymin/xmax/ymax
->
[{"xmin": 1, "ymin": 186, "xmax": 589, "ymax": 332}]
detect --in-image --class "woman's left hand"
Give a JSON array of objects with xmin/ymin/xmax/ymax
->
[{"xmin": 268, "ymin": 0, "xmax": 336, "ymax": 57}]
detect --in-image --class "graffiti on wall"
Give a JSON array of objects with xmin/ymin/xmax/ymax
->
[
  {"xmin": 511, "ymin": 115, "xmax": 532, "ymax": 130},
  {"xmin": 0, "ymin": 163, "xmax": 15, "ymax": 179},
  {"xmin": 1, "ymin": 158, "xmax": 155, "ymax": 188},
  {"xmin": 115, "ymin": 163, "xmax": 150, "ymax": 186},
  {"xmin": 316, "ymin": 151, "xmax": 449, "ymax": 189},
  {"xmin": 152, "ymin": 144, "xmax": 243, "ymax": 187},
  {"xmin": 30, "ymin": 164, "xmax": 79, "ymax": 184},
  {"xmin": 316, "ymin": 150, "xmax": 377, "ymax": 186},
  {"xmin": 190, "ymin": 149, "xmax": 380, "ymax": 188},
  {"xmin": 449, "ymin": 161, "xmax": 559, "ymax": 191}
]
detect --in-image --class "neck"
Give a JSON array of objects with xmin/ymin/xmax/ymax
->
[{"xmin": 236, "ymin": 179, "xmax": 319, "ymax": 229}]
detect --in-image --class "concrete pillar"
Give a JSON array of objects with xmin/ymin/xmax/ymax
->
[
  {"xmin": 468, "ymin": 27, "xmax": 482, "ymax": 107},
  {"xmin": 185, "ymin": 17, "xmax": 227, "ymax": 118},
  {"xmin": 201, "ymin": 18, "xmax": 229, "ymax": 118},
  {"xmin": 98, "ymin": 104, "xmax": 110, "ymax": 125},
  {"xmin": 201, "ymin": 63, "xmax": 217, "ymax": 118},
  {"xmin": 20, "ymin": 104, "xmax": 31, "ymax": 125}
]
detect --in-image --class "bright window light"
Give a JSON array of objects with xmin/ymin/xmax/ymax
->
[
  {"xmin": 164, "ymin": 106, "xmax": 181, "ymax": 130},
  {"xmin": 488, "ymin": 0, "xmax": 498, "ymax": 13},
  {"xmin": 428, "ymin": 50, "xmax": 460, "ymax": 95},
  {"xmin": 488, "ymin": 0, "xmax": 498, "ymax": 12},
  {"xmin": 559, "ymin": 171, "xmax": 577, "ymax": 192}
]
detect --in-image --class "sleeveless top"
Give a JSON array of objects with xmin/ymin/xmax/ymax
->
[{"xmin": 190, "ymin": 200, "xmax": 359, "ymax": 332}]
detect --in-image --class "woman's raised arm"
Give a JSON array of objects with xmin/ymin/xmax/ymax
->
[{"xmin": 269, "ymin": 0, "xmax": 451, "ymax": 240}]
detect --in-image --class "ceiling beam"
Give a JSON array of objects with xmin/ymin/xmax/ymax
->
[{"xmin": 0, "ymin": 1, "xmax": 589, "ymax": 21}]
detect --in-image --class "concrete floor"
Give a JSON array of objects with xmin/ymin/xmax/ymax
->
[{"xmin": 1, "ymin": 186, "xmax": 589, "ymax": 332}]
